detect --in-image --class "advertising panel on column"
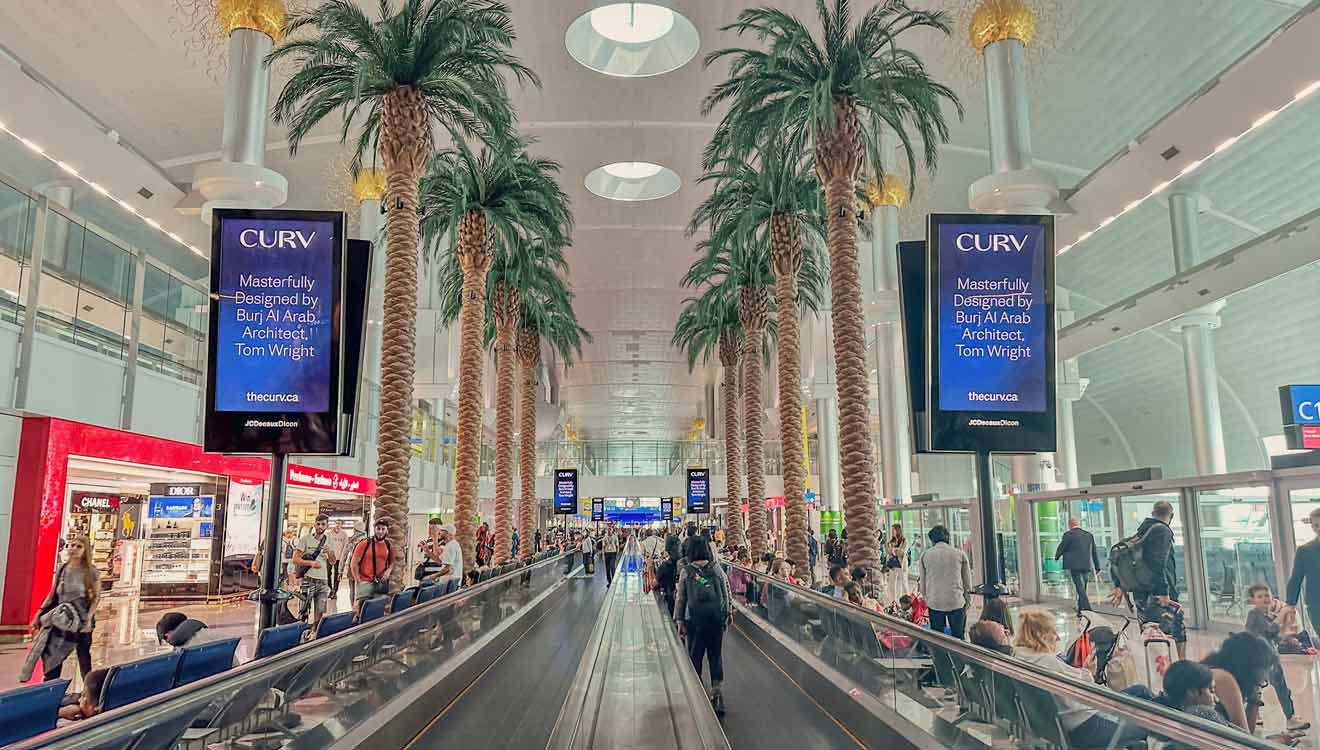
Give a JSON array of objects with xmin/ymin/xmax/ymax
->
[
  {"xmin": 554, "ymin": 469, "xmax": 578, "ymax": 515},
  {"xmin": 927, "ymin": 214, "xmax": 1056, "ymax": 453},
  {"xmin": 686, "ymin": 468, "xmax": 710, "ymax": 514},
  {"xmin": 205, "ymin": 209, "xmax": 346, "ymax": 455}
]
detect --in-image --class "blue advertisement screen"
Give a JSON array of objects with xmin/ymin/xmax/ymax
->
[
  {"xmin": 148, "ymin": 495, "xmax": 213, "ymax": 518},
  {"xmin": 686, "ymin": 469, "xmax": 710, "ymax": 514},
  {"xmin": 212, "ymin": 217, "xmax": 338, "ymax": 412},
  {"xmin": 604, "ymin": 497, "xmax": 661, "ymax": 522},
  {"xmin": 554, "ymin": 469, "xmax": 578, "ymax": 515},
  {"xmin": 936, "ymin": 223, "xmax": 1048, "ymax": 413}
]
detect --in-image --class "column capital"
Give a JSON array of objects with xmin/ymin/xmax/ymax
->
[
  {"xmin": 1169, "ymin": 301, "xmax": 1226, "ymax": 332},
  {"xmin": 1057, "ymin": 377, "xmax": 1088, "ymax": 401}
]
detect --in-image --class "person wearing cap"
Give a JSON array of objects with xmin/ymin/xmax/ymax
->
[
  {"xmin": 435, "ymin": 523, "xmax": 463, "ymax": 588},
  {"xmin": 155, "ymin": 612, "xmax": 238, "ymax": 666}
]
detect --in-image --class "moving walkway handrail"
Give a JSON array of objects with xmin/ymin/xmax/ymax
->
[
  {"xmin": 724, "ymin": 561, "xmax": 1283, "ymax": 750},
  {"xmin": 10, "ymin": 552, "xmax": 571, "ymax": 750}
]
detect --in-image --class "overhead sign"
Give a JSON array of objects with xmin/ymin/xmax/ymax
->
[
  {"xmin": 286, "ymin": 465, "xmax": 374, "ymax": 495},
  {"xmin": 205, "ymin": 209, "xmax": 345, "ymax": 455},
  {"xmin": 554, "ymin": 469, "xmax": 578, "ymax": 515},
  {"xmin": 1279, "ymin": 385, "xmax": 1320, "ymax": 449},
  {"xmin": 686, "ymin": 468, "xmax": 710, "ymax": 514},
  {"xmin": 927, "ymin": 214, "xmax": 1056, "ymax": 453},
  {"xmin": 70, "ymin": 492, "xmax": 120, "ymax": 513}
]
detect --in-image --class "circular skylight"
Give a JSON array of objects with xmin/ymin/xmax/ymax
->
[
  {"xmin": 566, "ymin": 3, "xmax": 700, "ymax": 78},
  {"xmin": 602, "ymin": 161, "xmax": 664, "ymax": 180},
  {"xmin": 586, "ymin": 162, "xmax": 681, "ymax": 202},
  {"xmin": 590, "ymin": 3, "xmax": 674, "ymax": 45}
]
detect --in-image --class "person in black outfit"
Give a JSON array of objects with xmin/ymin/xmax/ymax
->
[
  {"xmin": 1054, "ymin": 517, "xmax": 1101, "ymax": 616},
  {"xmin": 680, "ymin": 522, "xmax": 699, "ymax": 561},
  {"xmin": 1109, "ymin": 500, "xmax": 1186, "ymax": 658},
  {"xmin": 1286, "ymin": 506, "xmax": 1320, "ymax": 636}
]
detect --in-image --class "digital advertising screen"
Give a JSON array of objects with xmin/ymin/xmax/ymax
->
[
  {"xmin": 686, "ymin": 468, "xmax": 710, "ymax": 514},
  {"xmin": 897, "ymin": 240, "xmax": 928, "ymax": 452},
  {"xmin": 554, "ymin": 469, "xmax": 578, "ymax": 515},
  {"xmin": 661, "ymin": 497, "xmax": 674, "ymax": 520},
  {"xmin": 339, "ymin": 238, "xmax": 373, "ymax": 456},
  {"xmin": 591, "ymin": 498, "xmax": 605, "ymax": 522},
  {"xmin": 928, "ymin": 214, "xmax": 1056, "ymax": 453},
  {"xmin": 205, "ymin": 209, "xmax": 345, "ymax": 455},
  {"xmin": 603, "ymin": 497, "xmax": 661, "ymax": 523}
]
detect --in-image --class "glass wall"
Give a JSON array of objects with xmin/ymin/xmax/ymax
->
[
  {"xmin": 1196, "ymin": 486, "xmax": 1274, "ymax": 623},
  {"xmin": 0, "ymin": 181, "xmax": 35, "ymax": 324},
  {"xmin": 1287, "ymin": 487, "xmax": 1320, "ymax": 553},
  {"xmin": 1120, "ymin": 492, "xmax": 1187, "ymax": 595},
  {"xmin": 140, "ymin": 261, "xmax": 205, "ymax": 384},
  {"xmin": 35, "ymin": 209, "xmax": 135, "ymax": 360},
  {"xmin": 1034, "ymin": 497, "xmax": 1120, "ymax": 606}
]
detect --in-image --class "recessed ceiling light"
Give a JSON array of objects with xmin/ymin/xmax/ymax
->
[
  {"xmin": 590, "ymin": 3, "xmax": 674, "ymax": 45},
  {"xmin": 603, "ymin": 161, "xmax": 663, "ymax": 180}
]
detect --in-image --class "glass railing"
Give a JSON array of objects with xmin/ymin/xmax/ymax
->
[
  {"xmin": 724, "ymin": 563, "xmax": 1281, "ymax": 750},
  {"xmin": 11, "ymin": 551, "xmax": 570, "ymax": 750},
  {"xmin": 525, "ymin": 439, "xmax": 820, "ymax": 478}
]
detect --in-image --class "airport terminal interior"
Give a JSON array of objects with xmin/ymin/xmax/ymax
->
[{"xmin": 0, "ymin": 0, "xmax": 1319, "ymax": 748}]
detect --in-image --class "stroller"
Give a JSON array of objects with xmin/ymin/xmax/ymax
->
[{"xmin": 1064, "ymin": 613, "xmax": 1138, "ymax": 688}]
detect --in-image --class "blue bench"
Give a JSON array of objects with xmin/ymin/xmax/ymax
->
[
  {"xmin": 254, "ymin": 622, "xmax": 307, "ymax": 659},
  {"xmin": 100, "ymin": 651, "xmax": 183, "ymax": 711},
  {"xmin": 315, "ymin": 611, "xmax": 355, "ymax": 639},
  {"xmin": 0, "ymin": 679, "xmax": 68, "ymax": 746},
  {"xmin": 416, "ymin": 584, "xmax": 441, "ymax": 604},
  {"xmin": 391, "ymin": 588, "xmax": 417, "ymax": 612},
  {"xmin": 358, "ymin": 596, "xmax": 388, "ymax": 624},
  {"xmin": 443, "ymin": 578, "xmax": 459, "ymax": 596},
  {"xmin": 175, "ymin": 638, "xmax": 241, "ymax": 686}
]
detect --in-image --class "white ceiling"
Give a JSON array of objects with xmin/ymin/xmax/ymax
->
[{"xmin": 0, "ymin": 0, "xmax": 1315, "ymax": 465}]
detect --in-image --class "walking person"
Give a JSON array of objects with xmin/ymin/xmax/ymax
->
[
  {"xmin": 1054, "ymin": 517, "xmax": 1101, "ymax": 616},
  {"xmin": 351, "ymin": 520, "xmax": 395, "ymax": 614},
  {"xmin": 325, "ymin": 520, "xmax": 348, "ymax": 598},
  {"xmin": 1108, "ymin": 500, "xmax": 1187, "ymax": 659},
  {"xmin": 917, "ymin": 525, "xmax": 972, "ymax": 640},
  {"xmin": 292, "ymin": 514, "xmax": 337, "ymax": 627},
  {"xmin": 674, "ymin": 536, "xmax": 732, "ymax": 716},
  {"xmin": 884, "ymin": 524, "xmax": 910, "ymax": 602},
  {"xmin": 825, "ymin": 528, "xmax": 845, "ymax": 569},
  {"xmin": 601, "ymin": 526, "xmax": 620, "ymax": 586},
  {"xmin": 24, "ymin": 535, "xmax": 99, "ymax": 682},
  {"xmin": 1286, "ymin": 506, "xmax": 1320, "ymax": 636},
  {"xmin": 806, "ymin": 528, "xmax": 819, "ymax": 585}
]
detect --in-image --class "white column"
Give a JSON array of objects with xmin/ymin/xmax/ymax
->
[
  {"xmin": 815, "ymin": 395, "xmax": 842, "ymax": 515},
  {"xmin": 357, "ymin": 193, "xmax": 384, "ymax": 387},
  {"xmin": 1168, "ymin": 192, "xmax": 1228, "ymax": 475},
  {"xmin": 183, "ymin": 11, "xmax": 288, "ymax": 221},
  {"xmin": 1052, "ymin": 288, "xmax": 1086, "ymax": 488}
]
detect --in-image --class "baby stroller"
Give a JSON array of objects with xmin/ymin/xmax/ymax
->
[{"xmin": 1064, "ymin": 613, "xmax": 1138, "ymax": 688}]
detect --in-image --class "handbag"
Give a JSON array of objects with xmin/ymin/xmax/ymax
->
[
  {"xmin": 884, "ymin": 554, "xmax": 901, "ymax": 570},
  {"xmin": 294, "ymin": 535, "xmax": 327, "ymax": 578}
]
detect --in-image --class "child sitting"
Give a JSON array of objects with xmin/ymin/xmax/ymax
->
[
  {"xmin": 1245, "ymin": 583, "xmax": 1311, "ymax": 732},
  {"xmin": 58, "ymin": 668, "xmax": 107, "ymax": 722},
  {"xmin": 895, "ymin": 593, "xmax": 930, "ymax": 628}
]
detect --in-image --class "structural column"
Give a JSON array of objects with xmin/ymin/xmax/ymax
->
[
  {"xmin": 183, "ymin": 1, "xmax": 288, "ymax": 221},
  {"xmin": 815, "ymin": 395, "xmax": 843, "ymax": 526},
  {"xmin": 1053, "ymin": 288, "xmax": 1086, "ymax": 488},
  {"xmin": 864, "ymin": 139, "xmax": 913, "ymax": 502},
  {"xmin": 1168, "ymin": 192, "xmax": 1227, "ymax": 475}
]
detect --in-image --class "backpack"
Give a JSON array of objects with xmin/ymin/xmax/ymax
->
[
  {"xmin": 686, "ymin": 565, "xmax": 724, "ymax": 626},
  {"xmin": 1108, "ymin": 523, "xmax": 1159, "ymax": 592}
]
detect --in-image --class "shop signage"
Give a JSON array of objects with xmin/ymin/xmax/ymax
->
[
  {"xmin": 927, "ymin": 214, "xmax": 1056, "ymax": 453},
  {"xmin": 205, "ymin": 209, "xmax": 345, "ymax": 455},
  {"xmin": 686, "ymin": 468, "xmax": 710, "ymax": 514},
  {"xmin": 554, "ymin": 469, "xmax": 578, "ymax": 515},
  {"xmin": 1279, "ymin": 385, "xmax": 1320, "ymax": 449},
  {"xmin": 70, "ymin": 492, "xmax": 120, "ymax": 513},
  {"xmin": 149, "ymin": 483, "xmax": 217, "ymax": 498},
  {"xmin": 286, "ymin": 466, "xmax": 369, "ymax": 494}
]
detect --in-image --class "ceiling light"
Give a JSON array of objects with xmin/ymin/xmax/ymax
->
[
  {"xmin": 590, "ymin": 3, "xmax": 673, "ymax": 45},
  {"xmin": 602, "ymin": 161, "xmax": 663, "ymax": 180}
]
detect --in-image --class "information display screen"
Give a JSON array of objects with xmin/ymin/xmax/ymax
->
[
  {"xmin": 661, "ymin": 498, "xmax": 674, "ymax": 520},
  {"xmin": 928, "ymin": 214, "xmax": 1056, "ymax": 453},
  {"xmin": 591, "ymin": 498, "xmax": 604, "ymax": 522},
  {"xmin": 1279, "ymin": 385, "xmax": 1320, "ymax": 450},
  {"xmin": 205, "ymin": 209, "xmax": 345, "ymax": 455},
  {"xmin": 554, "ymin": 469, "xmax": 578, "ymax": 515},
  {"xmin": 603, "ymin": 497, "xmax": 661, "ymax": 522},
  {"xmin": 686, "ymin": 469, "xmax": 710, "ymax": 514}
]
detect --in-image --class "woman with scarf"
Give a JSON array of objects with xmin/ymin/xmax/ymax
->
[{"xmin": 24, "ymin": 535, "xmax": 99, "ymax": 682}]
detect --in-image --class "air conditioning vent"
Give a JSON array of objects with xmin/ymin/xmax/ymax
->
[
  {"xmin": 1160, "ymin": 146, "xmax": 1180, "ymax": 161},
  {"xmin": 137, "ymin": 187, "xmax": 154, "ymax": 199}
]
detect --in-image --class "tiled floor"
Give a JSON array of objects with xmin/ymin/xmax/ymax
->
[{"xmin": 0, "ymin": 584, "xmax": 359, "ymax": 691}]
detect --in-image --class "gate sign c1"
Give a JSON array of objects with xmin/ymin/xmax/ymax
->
[
  {"xmin": 927, "ymin": 214, "xmax": 1056, "ymax": 454},
  {"xmin": 686, "ymin": 468, "xmax": 710, "ymax": 514},
  {"xmin": 554, "ymin": 469, "xmax": 578, "ymax": 515},
  {"xmin": 205, "ymin": 209, "xmax": 345, "ymax": 455},
  {"xmin": 1279, "ymin": 384, "xmax": 1320, "ymax": 449}
]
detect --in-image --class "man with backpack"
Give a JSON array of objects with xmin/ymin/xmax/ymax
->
[
  {"xmin": 292, "ymin": 514, "xmax": 336, "ymax": 627},
  {"xmin": 673, "ymin": 536, "xmax": 732, "ymax": 715},
  {"xmin": 352, "ymin": 519, "xmax": 395, "ymax": 612},
  {"xmin": 1108, "ymin": 500, "xmax": 1186, "ymax": 658}
]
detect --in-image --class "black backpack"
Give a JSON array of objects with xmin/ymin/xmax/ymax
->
[
  {"xmin": 686, "ymin": 565, "xmax": 724, "ymax": 626},
  {"xmin": 1109, "ymin": 523, "xmax": 1160, "ymax": 592}
]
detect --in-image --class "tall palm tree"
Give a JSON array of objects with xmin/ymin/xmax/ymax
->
[
  {"xmin": 422, "ymin": 137, "xmax": 570, "ymax": 568},
  {"xmin": 702, "ymin": 0, "xmax": 961, "ymax": 570},
  {"xmin": 672, "ymin": 286, "xmax": 744, "ymax": 548},
  {"xmin": 688, "ymin": 144, "xmax": 826, "ymax": 568},
  {"xmin": 514, "ymin": 281, "xmax": 589, "ymax": 562},
  {"xmin": 269, "ymin": 0, "xmax": 535, "ymax": 570}
]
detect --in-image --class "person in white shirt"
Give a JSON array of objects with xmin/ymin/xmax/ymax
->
[
  {"xmin": 435, "ymin": 524, "xmax": 463, "ymax": 588},
  {"xmin": 601, "ymin": 528, "xmax": 621, "ymax": 586},
  {"xmin": 641, "ymin": 529, "xmax": 664, "ymax": 560},
  {"xmin": 292, "ymin": 514, "xmax": 337, "ymax": 627}
]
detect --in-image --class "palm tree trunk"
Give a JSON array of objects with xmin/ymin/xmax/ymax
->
[
  {"xmin": 718, "ymin": 332, "xmax": 743, "ymax": 550},
  {"xmin": 454, "ymin": 208, "xmax": 493, "ymax": 570},
  {"xmin": 740, "ymin": 286, "xmax": 769, "ymax": 562},
  {"xmin": 771, "ymin": 215, "xmax": 808, "ymax": 568},
  {"xmin": 815, "ymin": 97, "xmax": 880, "ymax": 573},
  {"xmin": 490, "ymin": 283, "xmax": 519, "ymax": 565},
  {"xmin": 374, "ymin": 87, "xmax": 430, "ymax": 584},
  {"xmin": 517, "ymin": 325, "xmax": 540, "ymax": 563}
]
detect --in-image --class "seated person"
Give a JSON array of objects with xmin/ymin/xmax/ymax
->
[
  {"xmin": 825, "ymin": 564, "xmax": 851, "ymax": 598},
  {"xmin": 1014, "ymin": 610, "xmax": 1149, "ymax": 749},
  {"xmin": 58, "ymin": 668, "xmax": 107, "ymax": 722},
  {"xmin": 979, "ymin": 597, "xmax": 1014, "ymax": 635},
  {"xmin": 1245, "ymin": 583, "xmax": 1310, "ymax": 731},
  {"xmin": 1202, "ymin": 631, "xmax": 1284, "ymax": 735},
  {"xmin": 898, "ymin": 593, "xmax": 929, "ymax": 627},
  {"xmin": 463, "ymin": 569, "xmax": 481, "ymax": 587},
  {"xmin": 1156, "ymin": 659, "xmax": 1236, "ymax": 749},
  {"xmin": 968, "ymin": 620, "xmax": 1012, "ymax": 655},
  {"xmin": 156, "ymin": 612, "xmax": 239, "ymax": 667},
  {"xmin": 844, "ymin": 581, "xmax": 879, "ymax": 611}
]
